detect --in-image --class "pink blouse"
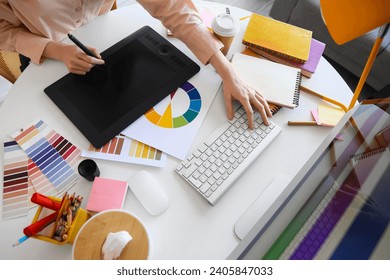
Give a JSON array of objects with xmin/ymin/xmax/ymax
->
[{"xmin": 0, "ymin": 0, "xmax": 222, "ymax": 65}]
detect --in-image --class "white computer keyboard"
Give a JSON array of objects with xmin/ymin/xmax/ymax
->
[{"xmin": 175, "ymin": 106, "xmax": 282, "ymax": 205}]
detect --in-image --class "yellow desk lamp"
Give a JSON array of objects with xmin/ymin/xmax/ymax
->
[{"xmin": 319, "ymin": 0, "xmax": 390, "ymax": 110}]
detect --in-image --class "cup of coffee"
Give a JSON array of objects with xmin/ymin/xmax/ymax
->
[
  {"xmin": 78, "ymin": 159, "xmax": 100, "ymax": 181},
  {"xmin": 211, "ymin": 13, "xmax": 239, "ymax": 56}
]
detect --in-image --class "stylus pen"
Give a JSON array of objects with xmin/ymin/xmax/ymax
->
[{"xmin": 68, "ymin": 33, "xmax": 99, "ymax": 59}]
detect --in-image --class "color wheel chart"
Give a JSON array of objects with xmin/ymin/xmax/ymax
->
[
  {"xmin": 82, "ymin": 134, "xmax": 167, "ymax": 167},
  {"xmin": 145, "ymin": 82, "xmax": 201, "ymax": 129},
  {"xmin": 122, "ymin": 64, "xmax": 223, "ymax": 160}
]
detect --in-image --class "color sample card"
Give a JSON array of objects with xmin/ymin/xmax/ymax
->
[
  {"xmin": 27, "ymin": 157, "xmax": 58, "ymax": 198},
  {"xmin": 2, "ymin": 140, "xmax": 30, "ymax": 220},
  {"xmin": 122, "ymin": 64, "xmax": 222, "ymax": 160},
  {"xmin": 11, "ymin": 120, "xmax": 80, "ymax": 194},
  {"xmin": 2, "ymin": 120, "xmax": 82, "ymax": 220},
  {"xmin": 82, "ymin": 134, "xmax": 167, "ymax": 167}
]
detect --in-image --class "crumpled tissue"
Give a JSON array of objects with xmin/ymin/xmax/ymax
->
[{"xmin": 101, "ymin": 231, "xmax": 132, "ymax": 260}]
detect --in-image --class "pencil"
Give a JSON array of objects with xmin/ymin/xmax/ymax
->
[
  {"xmin": 300, "ymin": 86, "xmax": 348, "ymax": 112},
  {"xmin": 288, "ymin": 121, "xmax": 318, "ymax": 126},
  {"xmin": 12, "ymin": 235, "xmax": 29, "ymax": 247}
]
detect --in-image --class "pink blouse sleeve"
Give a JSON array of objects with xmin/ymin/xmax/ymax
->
[
  {"xmin": 137, "ymin": 0, "xmax": 223, "ymax": 65},
  {"xmin": 0, "ymin": 1, "xmax": 50, "ymax": 64}
]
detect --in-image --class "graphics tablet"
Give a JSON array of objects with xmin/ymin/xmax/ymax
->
[{"xmin": 44, "ymin": 26, "xmax": 200, "ymax": 148}]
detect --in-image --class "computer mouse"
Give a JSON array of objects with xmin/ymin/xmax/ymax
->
[{"xmin": 128, "ymin": 170, "xmax": 169, "ymax": 216}]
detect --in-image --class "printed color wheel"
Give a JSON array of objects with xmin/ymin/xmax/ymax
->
[{"xmin": 145, "ymin": 82, "xmax": 201, "ymax": 128}]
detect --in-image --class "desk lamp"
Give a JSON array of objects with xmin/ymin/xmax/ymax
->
[{"xmin": 319, "ymin": 0, "xmax": 390, "ymax": 110}]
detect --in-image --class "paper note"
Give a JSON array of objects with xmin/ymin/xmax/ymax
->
[
  {"xmin": 86, "ymin": 177, "xmax": 129, "ymax": 213},
  {"xmin": 317, "ymin": 104, "xmax": 345, "ymax": 126}
]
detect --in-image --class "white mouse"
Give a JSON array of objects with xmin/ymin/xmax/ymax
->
[{"xmin": 128, "ymin": 170, "xmax": 168, "ymax": 216}]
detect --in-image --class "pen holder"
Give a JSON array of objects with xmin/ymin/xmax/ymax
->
[{"xmin": 31, "ymin": 197, "xmax": 90, "ymax": 245}]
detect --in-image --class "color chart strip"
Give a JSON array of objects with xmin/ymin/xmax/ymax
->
[
  {"xmin": 82, "ymin": 134, "xmax": 167, "ymax": 167},
  {"xmin": 11, "ymin": 120, "xmax": 80, "ymax": 193},
  {"xmin": 37, "ymin": 120, "xmax": 81, "ymax": 171},
  {"xmin": 27, "ymin": 158, "xmax": 58, "ymax": 198},
  {"xmin": 2, "ymin": 140, "xmax": 29, "ymax": 220}
]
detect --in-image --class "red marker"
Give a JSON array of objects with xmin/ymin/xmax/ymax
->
[
  {"xmin": 23, "ymin": 212, "xmax": 58, "ymax": 237},
  {"xmin": 31, "ymin": 193, "xmax": 61, "ymax": 210}
]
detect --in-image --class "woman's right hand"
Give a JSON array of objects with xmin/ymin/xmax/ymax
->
[{"xmin": 43, "ymin": 41, "xmax": 105, "ymax": 75}]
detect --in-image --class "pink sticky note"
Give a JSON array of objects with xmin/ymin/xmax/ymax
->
[
  {"xmin": 86, "ymin": 177, "xmax": 128, "ymax": 212},
  {"xmin": 311, "ymin": 109, "xmax": 321, "ymax": 125}
]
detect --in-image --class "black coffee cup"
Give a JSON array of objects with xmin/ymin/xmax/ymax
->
[{"xmin": 78, "ymin": 159, "xmax": 100, "ymax": 181}]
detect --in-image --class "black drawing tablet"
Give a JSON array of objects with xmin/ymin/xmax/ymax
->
[{"xmin": 45, "ymin": 26, "xmax": 200, "ymax": 148}]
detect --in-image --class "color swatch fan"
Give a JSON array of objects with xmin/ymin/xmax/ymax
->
[{"xmin": 2, "ymin": 120, "xmax": 81, "ymax": 220}]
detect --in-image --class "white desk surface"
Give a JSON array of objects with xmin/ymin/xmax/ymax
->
[{"xmin": 0, "ymin": 1, "xmax": 353, "ymax": 260}]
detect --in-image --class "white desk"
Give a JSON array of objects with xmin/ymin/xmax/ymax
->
[{"xmin": 0, "ymin": 1, "xmax": 353, "ymax": 259}]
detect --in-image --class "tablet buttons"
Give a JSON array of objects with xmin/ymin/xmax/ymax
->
[{"xmin": 158, "ymin": 45, "xmax": 171, "ymax": 56}]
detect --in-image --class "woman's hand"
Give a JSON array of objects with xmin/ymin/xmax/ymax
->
[
  {"xmin": 43, "ymin": 41, "xmax": 105, "ymax": 75},
  {"xmin": 209, "ymin": 51, "xmax": 272, "ymax": 129}
]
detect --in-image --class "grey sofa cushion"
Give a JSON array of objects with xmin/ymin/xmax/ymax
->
[{"xmin": 270, "ymin": 0, "xmax": 390, "ymax": 91}]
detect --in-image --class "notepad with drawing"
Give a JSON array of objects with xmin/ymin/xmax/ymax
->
[
  {"xmin": 231, "ymin": 52, "xmax": 302, "ymax": 109},
  {"xmin": 86, "ymin": 177, "xmax": 128, "ymax": 212}
]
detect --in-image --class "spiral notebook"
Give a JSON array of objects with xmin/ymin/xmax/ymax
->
[
  {"xmin": 231, "ymin": 52, "xmax": 302, "ymax": 108},
  {"xmin": 350, "ymin": 147, "xmax": 390, "ymax": 187}
]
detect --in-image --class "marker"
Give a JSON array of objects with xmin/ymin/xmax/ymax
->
[
  {"xmin": 68, "ymin": 34, "xmax": 99, "ymax": 59},
  {"xmin": 23, "ymin": 211, "xmax": 58, "ymax": 237}
]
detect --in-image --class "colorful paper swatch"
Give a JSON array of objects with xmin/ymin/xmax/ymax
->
[
  {"xmin": 2, "ymin": 120, "xmax": 81, "ymax": 220},
  {"xmin": 82, "ymin": 134, "xmax": 167, "ymax": 167},
  {"xmin": 11, "ymin": 120, "xmax": 80, "ymax": 193},
  {"xmin": 2, "ymin": 140, "xmax": 30, "ymax": 220}
]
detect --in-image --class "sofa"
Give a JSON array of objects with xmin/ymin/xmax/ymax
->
[{"xmin": 269, "ymin": 0, "xmax": 390, "ymax": 92}]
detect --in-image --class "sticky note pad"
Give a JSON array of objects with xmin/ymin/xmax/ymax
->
[
  {"xmin": 86, "ymin": 177, "xmax": 128, "ymax": 212},
  {"xmin": 318, "ymin": 104, "xmax": 345, "ymax": 126}
]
